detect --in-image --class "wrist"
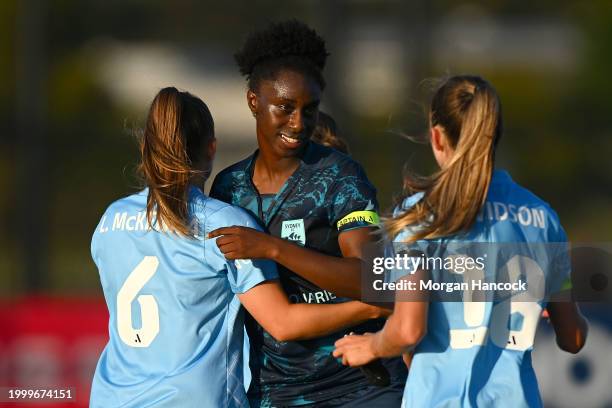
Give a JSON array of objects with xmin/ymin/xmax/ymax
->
[
  {"xmin": 370, "ymin": 332, "xmax": 383, "ymax": 358},
  {"xmin": 369, "ymin": 305, "xmax": 382, "ymax": 319},
  {"xmin": 266, "ymin": 236, "xmax": 282, "ymax": 260}
]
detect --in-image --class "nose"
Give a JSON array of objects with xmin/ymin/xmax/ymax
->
[{"xmin": 288, "ymin": 109, "xmax": 304, "ymax": 134}]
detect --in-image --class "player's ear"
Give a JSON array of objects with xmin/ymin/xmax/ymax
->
[
  {"xmin": 431, "ymin": 126, "xmax": 444, "ymax": 152},
  {"xmin": 207, "ymin": 138, "xmax": 217, "ymax": 161},
  {"xmin": 431, "ymin": 125, "xmax": 452, "ymax": 168},
  {"xmin": 247, "ymin": 90, "xmax": 258, "ymax": 117}
]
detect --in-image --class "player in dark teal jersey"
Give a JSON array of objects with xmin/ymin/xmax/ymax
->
[
  {"xmin": 208, "ymin": 20, "xmax": 407, "ymax": 407},
  {"xmin": 333, "ymin": 75, "xmax": 588, "ymax": 408},
  {"xmin": 90, "ymin": 87, "xmax": 390, "ymax": 408}
]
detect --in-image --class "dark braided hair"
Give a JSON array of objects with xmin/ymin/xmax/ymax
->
[{"xmin": 235, "ymin": 19, "xmax": 329, "ymax": 91}]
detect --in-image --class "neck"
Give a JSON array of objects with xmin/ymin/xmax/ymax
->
[
  {"xmin": 255, "ymin": 148, "xmax": 300, "ymax": 180},
  {"xmin": 252, "ymin": 143, "xmax": 305, "ymax": 194}
]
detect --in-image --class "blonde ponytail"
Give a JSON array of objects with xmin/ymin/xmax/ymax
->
[
  {"xmin": 386, "ymin": 76, "xmax": 502, "ymax": 241},
  {"xmin": 139, "ymin": 87, "xmax": 214, "ymax": 236}
]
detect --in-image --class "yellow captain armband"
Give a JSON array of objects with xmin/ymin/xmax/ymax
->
[
  {"xmin": 560, "ymin": 277, "xmax": 573, "ymax": 291},
  {"xmin": 336, "ymin": 210, "xmax": 380, "ymax": 231}
]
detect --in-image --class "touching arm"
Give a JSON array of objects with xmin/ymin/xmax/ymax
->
[
  {"xmin": 209, "ymin": 226, "xmax": 374, "ymax": 299},
  {"xmin": 237, "ymin": 280, "xmax": 386, "ymax": 342},
  {"xmin": 546, "ymin": 301, "xmax": 588, "ymax": 353}
]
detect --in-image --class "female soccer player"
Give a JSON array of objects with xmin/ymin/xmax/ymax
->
[
  {"xmin": 333, "ymin": 75, "xmax": 588, "ymax": 407},
  {"xmin": 208, "ymin": 20, "xmax": 407, "ymax": 407},
  {"xmin": 89, "ymin": 87, "xmax": 388, "ymax": 408}
]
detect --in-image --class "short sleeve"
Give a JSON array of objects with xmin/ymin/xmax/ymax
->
[
  {"xmin": 206, "ymin": 206, "xmax": 279, "ymax": 294},
  {"xmin": 224, "ymin": 257, "xmax": 278, "ymax": 294},
  {"xmin": 328, "ymin": 161, "xmax": 380, "ymax": 233}
]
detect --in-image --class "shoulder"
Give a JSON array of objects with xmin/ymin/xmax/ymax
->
[
  {"xmin": 190, "ymin": 190, "xmax": 259, "ymax": 231},
  {"xmin": 390, "ymin": 192, "xmax": 425, "ymax": 242},
  {"xmin": 393, "ymin": 192, "xmax": 425, "ymax": 218},
  {"xmin": 213, "ymin": 155, "xmax": 252, "ymax": 184},
  {"xmin": 210, "ymin": 155, "xmax": 254, "ymax": 201},
  {"xmin": 491, "ymin": 170, "xmax": 565, "ymax": 237},
  {"xmin": 307, "ymin": 142, "xmax": 367, "ymax": 177}
]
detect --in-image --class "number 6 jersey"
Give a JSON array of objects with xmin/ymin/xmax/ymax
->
[
  {"xmin": 89, "ymin": 186, "xmax": 278, "ymax": 408},
  {"xmin": 393, "ymin": 170, "xmax": 570, "ymax": 408}
]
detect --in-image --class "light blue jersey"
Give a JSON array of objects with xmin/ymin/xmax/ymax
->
[
  {"xmin": 90, "ymin": 187, "xmax": 277, "ymax": 408},
  {"xmin": 395, "ymin": 170, "xmax": 569, "ymax": 408}
]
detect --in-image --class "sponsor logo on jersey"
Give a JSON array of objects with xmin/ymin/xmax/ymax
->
[{"xmin": 281, "ymin": 219, "xmax": 306, "ymax": 246}]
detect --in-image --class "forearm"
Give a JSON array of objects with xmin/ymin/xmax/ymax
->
[
  {"xmin": 548, "ymin": 301, "xmax": 588, "ymax": 353},
  {"xmin": 283, "ymin": 301, "xmax": 379, "ymax": 341},
  {"xmin": 370, "ymin": 313, "xmax": 417, "ymax": 358},
  {"xmin": 371, "ymin": 283, "xmax": 429, "ymax": 358},
  {"xmin": 268, "ymin": 236, "xmax": 363, "ymax": 298}
]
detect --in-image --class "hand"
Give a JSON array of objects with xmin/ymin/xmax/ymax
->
[
  {"xmin": 208, "ymin": 226, "xmax": 279, "ymax": 260},
  {"xmin": 333, "ymin": 332, "xmax": 378, "ymax": 367}
]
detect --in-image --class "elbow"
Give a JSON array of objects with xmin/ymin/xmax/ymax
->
[
  {"xmin": 557, "ymin": 339, "xmax": 585, "ymax": 354},
  {"xmin": 266, "ymin": 325, "xmax": 300, "ymax": 342},
  {"xmin": 398, "ymin": 324, "xmax": 427, "ymax": 349},
  {"xmin": 557, "ymin": 324, "xmax": 588, "ymax": 354}
]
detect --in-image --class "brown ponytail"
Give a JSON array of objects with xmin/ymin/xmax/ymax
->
[
  {"xmin": 386, "ymin": 75, "xmax": 502, "ymax": 241},
  {"xmin": 139, "ymin": 87, "xmax": 214, "ymax": 236}
]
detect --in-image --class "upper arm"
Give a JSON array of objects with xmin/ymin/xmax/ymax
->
[
  {"xmin": 329, "ymin": 162, "xmax": 379, "ymax": 259},
  {"xmin": 338, "ymin": 227, "xmax": 376, "ymax": 259}
]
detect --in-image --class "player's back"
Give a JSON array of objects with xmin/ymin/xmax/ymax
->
[
  {"xmin": 89, "ymin": 187, "xmax": 274, "ymax": 408},
  {"xmin": 400, "ymin": 170, "xmax": 568, "ymax": 408}
]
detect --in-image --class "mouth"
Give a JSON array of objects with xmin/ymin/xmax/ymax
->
[{"xmin": 279, "ymin": 132, "xmax": 304, "ymax": 148}]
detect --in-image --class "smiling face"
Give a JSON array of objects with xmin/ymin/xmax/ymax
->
[{"xmin": 247, "ymin": 69, "xmax": 321, "ymax": 159}]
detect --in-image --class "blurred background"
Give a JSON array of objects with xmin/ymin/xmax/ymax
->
[{"xmin": 0, "ymin": 0, "xmax": 610, "ymax": 407}]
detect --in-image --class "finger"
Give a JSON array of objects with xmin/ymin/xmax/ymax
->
[
  {"xmin": 342, "ymin": 355, "xmax": 349, "ymax": 366},
  {"xmin": 224, "ymin": 252, "xmax": 241, "ymax": 260},
  {"xmin": 332, "ymin": 347, "xmax": 343, "ymax": 358},
  {"xmin": 216, "ymin": 236, "xmax": 238, "ymax": 247},
  {"xmin": 334, "ymin": 338, "xmax": 348, "ymax": 347},
  {"xmin": 217, "ymin": 243, "xmax": 240, "ymax": 255},
  {"xmin": 207, "ymin": 226, "xmax": 239, "ymax": 239}
]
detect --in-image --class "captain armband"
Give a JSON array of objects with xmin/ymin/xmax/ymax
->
[{"xmin": 337, "ymin": 210, "xmax": 380, "ymax": 232}]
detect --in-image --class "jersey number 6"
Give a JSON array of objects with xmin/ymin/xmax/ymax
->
[{"xmin": 117, "ymin": 256, "xmax": 160, "ymax": 348}]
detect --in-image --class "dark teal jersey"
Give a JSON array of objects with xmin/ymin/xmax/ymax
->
[{"xmin": 210, "ymin": 142, "xmax": 406, "ymax": 407}]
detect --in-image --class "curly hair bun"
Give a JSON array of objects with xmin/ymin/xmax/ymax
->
[{"xmin": 235, "ymin": 19, "xmax": 329, "ymax": 77}]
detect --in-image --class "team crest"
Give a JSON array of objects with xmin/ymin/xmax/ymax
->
[{"xmin": 281, "ymin": 219, "xmax": 306, "ymax": 246}]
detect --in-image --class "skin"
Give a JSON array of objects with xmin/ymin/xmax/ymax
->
[
  {"xmin": 189, "ymin": 137, "xmax": 388, "ymax": 342},
  {"xmin": 238, "ymin": 280, "xmax": 386, "ymax": 342},
  {"xmin": 332, "ymin": 126, "xmax": 588, "ymax": 366},
  {"xmin": 208, "ymin": 69, "xmax": 380, "ymax": 300}
]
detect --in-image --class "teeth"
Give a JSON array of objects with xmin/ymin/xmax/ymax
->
[{"xmin": 281, "ymin": 134, "xmax": 300, "ymax": 144}]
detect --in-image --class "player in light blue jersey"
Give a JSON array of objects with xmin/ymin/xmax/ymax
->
[
  {"xmin": 334, "ymin": 75, "xmax": 588, "ymax": 407},
  {"xmin": 89, "ymin": 87, "xmax": 387, "ymax": 408}
]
